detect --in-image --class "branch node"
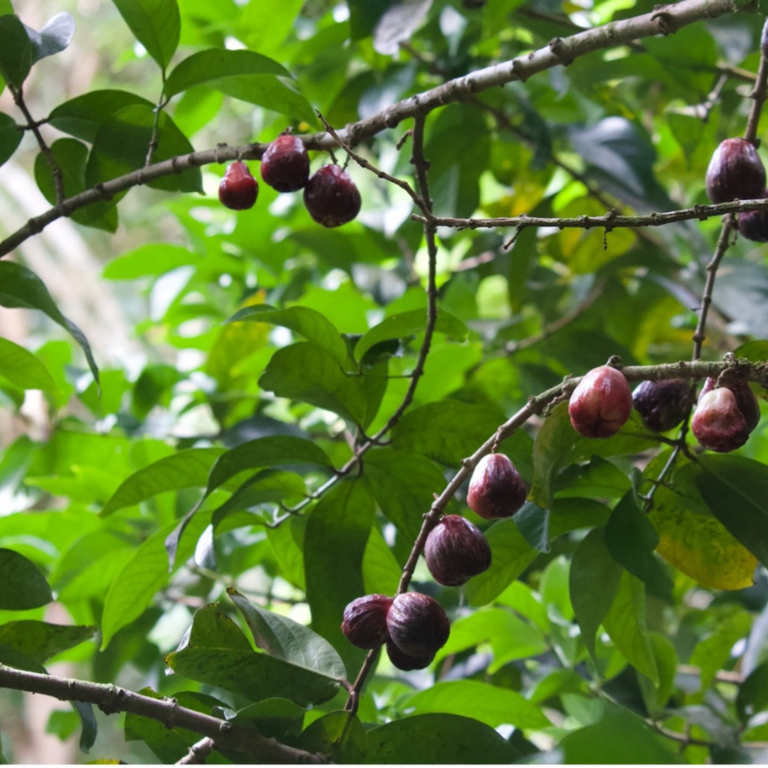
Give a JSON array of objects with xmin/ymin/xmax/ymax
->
[{"xmin": 548, "ymin": 37, "xmax": 574, "ymax": 66}]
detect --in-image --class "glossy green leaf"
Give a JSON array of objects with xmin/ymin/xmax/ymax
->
[
  {"xmin": 0, "ymin": 111, "xmax": 21, "ymax": 167},
  {"xmin": 0, "ymin": 15, "xmax": 33, "ymax": 89},
  {"xmin": 0, "ymin": 549, "xmax": 52, "ymax": 609},
  {"xmin": 603, "ymin": 570, "xmax": 658, "ymax": 686},
  {"xmin": 259, "ymin": 342, "xmax": 369, "ymax": 426},
  {"xmin": 86, "ymin": 105, "xmax": 201, "ymax": 193},
  {"xmin": 304, "ymin": 478, "xmax": 375, "ymax": 675},
  {"xmin": 0, "ymin": 261, "xmax": 99, "ymax": 383},
  {"xmin": 605, "ymin": 493, "xmax": 673, "ymax": 599},
  {"xmin": 569, "ymin": 527, "xmax": 622, "ymax": 661},
  {"xmin": 687, "ymin": 455, "xmax": 768, "ymax": 568},
  {"xmin": 227, "ymin": 305, "xmax": 348, "ymax": 367},
  {"xmin": 228, "ymin": 588, "xmax": 346, "ymax": 680},
  {"xmin": 365, "ymin": 714, "xmax": 523, "ymax": 764},
  {"xmin": 100, "ymin": 447, "xmax": 225, "ymax": 517},
  {"xmin": 0, "ymin": 338, "xmax": 57, "ymax": 391},
  {"xmin": 238, "ymin": 0, "xmax": 304, "ymax": 55},
  {"xmin": 113, "ymin": 0, "xmax": 180, "ymax": 70},
  {"xmin": 354, "ymin": 308, "xmax": 467, "ymax": 363},
  {"xmin": 296, "ymin": 711, "xmax": 367, "ymax": 763},
  {"xmin": 0, "ymin": 621, "xmax": 95, "ymax": 663}
]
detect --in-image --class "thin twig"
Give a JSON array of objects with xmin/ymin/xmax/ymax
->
[
  {"xmin": 744, "ymin": 19, "xmax": 768, "ymax": 144},
  {"xmin": 177, "ymin": 737, "xmax": 216, "ymax": 765}
]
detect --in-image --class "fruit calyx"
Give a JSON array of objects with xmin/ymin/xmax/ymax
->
[
  {"xmin": 568, "ymin": 365, "xmax": 632, "ymax": 439},
  {"xmin": 466, "ymin": 453, "xmax": 527, "ymax": 519},
  {"xmin": 303, "ymin": 164, "xmax": 361, "ymax": 227},
  {"xmin": 691, "ymin": 388, "xmax": 750, "ymax": 453},
  {"xmin": 705, "ymin": 138, "xmax": 766, "ymax": 204},
  {"xmin": 424, "ymin": 515, "xmax": 491, "ymax": 586},
  {"xmin": 632, "ymin": 378, "xmax": 693, "ymax": 433},
  {"xmin": 260, "ymin": 134, "xmax": 310, "ymax": 192},
  {"xmin": 218, "ymin": 161, "xmax": 259, "ymax": 210}
]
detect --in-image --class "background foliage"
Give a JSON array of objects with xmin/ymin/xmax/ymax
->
[{"xmin": 1, "ymin": 0, "xmax": 768, "ymax": 763}]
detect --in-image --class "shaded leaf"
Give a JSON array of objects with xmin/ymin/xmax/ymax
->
[
  {"xmin": 0, "ymin": 621, "xmax": 95, "ymax": 663},
  {"xmin": 0, "ymin": 111, "xmax": 22, "ymax": 168},
  {"xmin": 0, "ymin": 15, "xmax": 34, "ymax": 89},
  {"xmin": 0, "ymin": 549, "xmax": 52, "ymax": 610}
]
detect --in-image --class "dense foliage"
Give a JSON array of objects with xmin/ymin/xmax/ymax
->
[{"xmin": 1, "ymin": 0, "xmax": 768, "ymax": 763}]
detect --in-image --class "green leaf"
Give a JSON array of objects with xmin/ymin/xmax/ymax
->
[
  {"xmin": 227, "ymin": 588, "xmax": 346, "ymax": 680},
  {"xmin": 113, "ymin": 0, "xmax": 180, "ymax": 70},
  {"xmin": 48, "ymin": 90, "xmax": 154, "ymax": 142},
  {"xmin": 0, "ymin": 111, "xmax": 21, "ymax": 167},
  {"xmin": 0, "ymin": 261, "xmax": 99, "ymax": 383},
  {"xmin": 296, "ymin": 711, "xmax": 367, "ymax": 764},
  {"xmin": 25, "ymin": 12, "xmax": 75, "ymax": 62},
  {"xmin": 227, "ymin": 698, "xmax": 306, "ymax": 741},
  {"xmin": 365, "ymin": 714, "xmax": 522, "ymax": 764},
  {"xmin": 638, "ymin": 633, "xmax": 678, "ymax": 717},
  {"xmin": 0, "ymin": 621, "xmax": 95, "ymax": 663},
  {"xmin": 531, "ymin": 402, "xmax": 657, "ymax": 508},
  {"xmin": 737, "ymin": 660, "xmax": 768, "ymax": 722},
  {"xmin": 603, "ymin": 570, "xmax": 659, "ymax": 686},
  {"xmin": 164, "ymin": 49, "xmax": 315, "ymax": 123},
  {"xmin": 304, "ymin": 478, "xmax": 375, "ymax": 676},
  {"xmin": 465, "ymin": 518, "xmax": 538, "ymax": 607},
  {"xmin": 0, "ymin": 549, "xmax": 52, "ymax": 609},
  {"xmin": 100, "ymin": 447, "xmax": 225, "ymax": 517},
  {"xmin": 560, "ymin": 700, "xmax": 681, "ymax": 763},
  {"xmin": 363, "ymin": 527, "xmax": 401, "ymax": 595},
  {"xmin": 404, "ymin": 680, "xmax": 550, "ymax": 730},
  {"xmin": 0, "ymin": 15, "xmax": 34, "ymax": 89},
  {"xmin": 0, "ymin": 338, "xmax": 57, "ymax": 391},
  {"xmin": 34, "ymin": 138, "xmax": 118, "ymax": 232},
  {"xmin": 86, "ymin": 104, "xmax": 202, "ymax": 193},
  {"xmin": 354, "ymin": 308, "xmax": 468, "ymax": 363},
  {"xmin": 259, "ymin": 342, "xmax": 369, "ymax": 426},
  {"xmin": 687, "ymin": 455, "xmax": 768, "ymax": 568},
  {"xmin": 227, "ymin": 305, "xmax": 348, "ymax": 367},
  {"xmin": 101, "ymin": 511, "xmax": 211, "ymax": 648},
  {"xmin": 569, "ymin": 527, "xmax": 622, "ymax": 661},
  {"xmin": 605, "ymin": 493, "xmax": 673, "ymax": 599},
  {"xmin": 690, "ymin": 609, "xmax": 752, "ymax": 694},
  {"xmin": 238, "ymin": 0, "xmax": 304, "ymax": 55}
]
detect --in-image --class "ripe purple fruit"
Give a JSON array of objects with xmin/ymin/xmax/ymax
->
[
  {"xmin": 260, "ymin": 134, "xmax": 310, "ymax": 192},
  {"xmin": 691, "ymin": 388, "xmax": 750, "ymax": 453},
  {"xmin": 303, "ymin": 164, "xmax": 361, "ymax": 227},
  {"xmin": 385, "ymin": 638, "xmax": 434, "ymax": 671},
  {"xmin": 737, "ymin": 189, "xmax": 768, "ymax": 242},
  {"xmin": 341, "ymin": 594, "xmax": 392, "ymax": 649},
  {"xmin": 699, "ymin": 377, "xmax": 760, "ymax": 433},
  {"xmin": 466, "ymin": 454, "xmax": 527, "ymax": 519},
  {"xmin": 218, "ymin": 161, "xmax": 258, "ymax": 210},
  {"xmin": 569, "ymin": 365, "xmax": 632, "ymax": 439},
  {"xmin": 705, "ymin": 138, "xmax": 766, "ymax": 204},
  {"xmin": 424, "ymin": 515, "xmax": 491, "ymax": 587},
  {"xmin": 632, "ymin": 378, "xmax": 693, "ymax": 433},
  {"xmin": 386, "ymin": 592, "xmax": 450, "ymax": 659}
]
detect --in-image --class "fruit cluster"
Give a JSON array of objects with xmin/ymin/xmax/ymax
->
[
  {"xmin": 567, "ymin": 365, "xmax": 760, "ymax": 453},
  {"xmin": 342, "ymin": 454, "xmax": 527, "ymax": 670},
  {"xmin": 218, "ymin": 134, "xmax": 361, "ymax": 227}
]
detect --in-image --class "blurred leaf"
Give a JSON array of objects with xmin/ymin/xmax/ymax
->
[
  {"xmin": 0, "ymin": 111, "xmax": 22, "ymax": 168},
  {"xmin": 0, "ymin": 338, "xmax": 57, "ymax": 391},
  {"xmin": 0, "ymin": 549, "xmax": 52, "ymax": 609},
  {"xmin": 0, "ymin": 15, "xmax": 33, "ymax": 89},
  {"xmin": 113, "ymin": 0, "xmax": 180, "ymax": 70},
  {"xmin": 639, "ymin": 633, "xmax": 678, "ymax": 717},
  {"xmin": 0, "ymin": 621, "xmax": 95, "ymax": 663},
  {"xmin": 690, "ymin": 609, "xmax": 752, "ymax": 693},
  {"xmin": 737, "ymin": 659, "xmax": 768, "ymax": 722}
]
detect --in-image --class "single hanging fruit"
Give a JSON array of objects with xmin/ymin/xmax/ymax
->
[
  {"xmin": 632, "ymin": 378, "xmax": 693, "ymax": 433},
  {"xmin": 219, "ymin": 161, "xmax": 258, "ymax": 210},
  {"xmin": 341, "ymin": 594, "xmax": 392, "ymax": 649},
  {"xmin": 424, "ymin": 515, "xmax": 492, "ymax": 587},
  {"xmin": 699, "ymin": 376, "xmax": 760, "ymax": 433},
  {"xmin": 260, "ymin": 134, "xmax": 310, "ymax": 192},
  {"xmin": 303, "ymin": 164, "xmax": 361, "ymax": 227},
  {"xmin": 466, "ymin": 453, "xmax": 527, "ymax": 519},
  {"xmin": 705, "ymin": 138, "xmax": 766, "ymax": 204},
  {"xmin": 691, "ymin": 388, "xmax": 750, "ymax": 453},
  {"xmin": 386, "ymin": 592, "xmax": 450, "ymax": 659},
  {"xmin": 568, "ymin": 365, "xmax": 632, "ymax": 439}
]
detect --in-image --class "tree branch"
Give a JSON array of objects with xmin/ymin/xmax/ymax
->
[{"xmin": 0, "ymin": 665, "xmax": 328, "ymax": 764}]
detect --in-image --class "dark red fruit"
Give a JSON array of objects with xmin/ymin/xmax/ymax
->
[
  {"xmin": 424, "ymin": 515, "xmax": 491, "ymax": 587},
  {"xmin": 467, "ymin": 453, "xmax": 527, "ymax": 519},
  {"xmin": 386, "ymin": 592, "xmax": 450, "ymax": 659},
  {"xmin": 568, "ymin": 365, "xmax": 632, "ymax": 439},
  {"xmin": 385, "ymin": 638, "xmax": 434, "ymax": 671},
  {"xmin": 632, "ymin": 378, "xmax": 693, "ymax": 433},
  {"xmin": 737, "ymin": 206, "xmax": 768, "ymax": 242},
  {"xmin": 218, "ymin": 161, "xmax": 258, "ymax": 210},
  {"xmin": 260, "ymin": 134, "xmax": 310, "ymax": 193},
  {"xmin": 691, "ymin": 388, "xmax": 750, "ymax": 453},
  {"xmin": 699, "ymin": 377, "xmax": 760, "ymax": 433},
  {"xmin": 705, "ymin": 138, "xmax": 766, "ymax": 204},
  {"xmin": 303, "ymin": 165, "xmax": 361, "ymax": 228},
  {"xmin": 341, "ymin": 594, "xmax": 392, "ymax": 649}
]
